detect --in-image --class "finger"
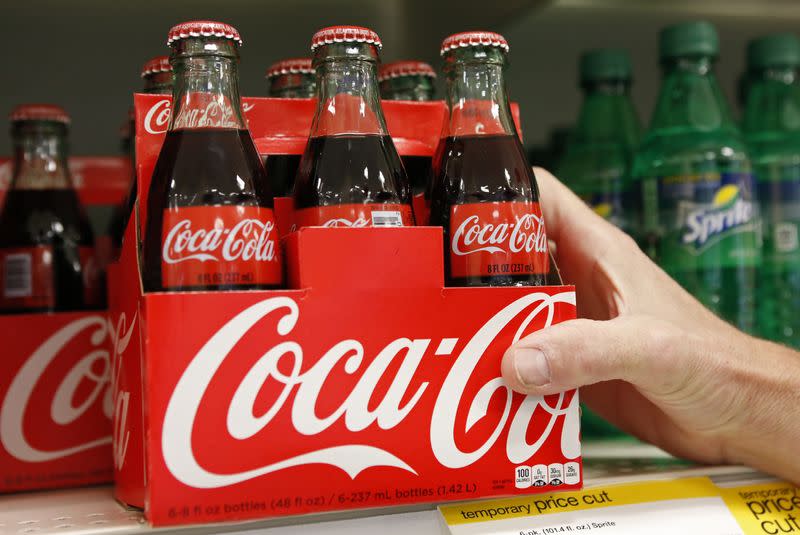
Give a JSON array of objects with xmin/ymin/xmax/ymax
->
[
  {"xmin": 501, "ymin": 315, "xmax": 699, "ymax": 397},
  {"xmin": 533, "ymin": 167, "xmax": 622, "ymax": 248}
]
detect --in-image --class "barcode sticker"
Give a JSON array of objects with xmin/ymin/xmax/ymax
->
[
  {"xmin": 774, "ymin": 222, "xmax": 799, "ymax": 253},
  {"xmin": 371, "ymin": 210, "xmax": 404, "ymax": 227},
  {"xmin": 4, "ymin": 253, "xmax": 33, "ymax": 298}
]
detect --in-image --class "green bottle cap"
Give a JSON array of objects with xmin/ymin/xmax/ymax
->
[
  {"xmin": 659, "ymin": 21, "xmax": 719, "ymax": 61},
  {"xmin": 579, "ymin": 49, "xmax": 632, "ymax": 84},
  {"xmin": 747, "ymin": 33, "xmax": 800, "ymax": 70}
]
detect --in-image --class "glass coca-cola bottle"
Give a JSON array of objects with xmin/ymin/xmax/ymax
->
[
  {"xmin": 142, "ymin": 21, "xmax": 282, "ymax": 292},
  {"xmin": 379, "ymin": 60, "xmax": 437, "ymax": 197},
  {"xmin": 141, "ymin": 55, "xmax": 174, "ymax": 94},
  {"xmin": 110, "ymin": 56, "xmax": 174, "ymax": 256},
  {"xmin": 293, "ymin": 26, "xmax": 414, "ymax": 228},
  {"xmin": 0, "ymin": 104, "xmax": 100, "ymax": 313},
  {"xmin": 267, "ymin": 57, "xmax": 316, "ymax": 98},
  {"xmin": 264, "ymin": 58, "xmax": 315, "ymax": 197},
  {"xmin": 378, "ymin": 60, "xmax": 437, "ymax": 101},
  {"xmin": 429, "ymin": 31, "xmax": 550, "ymax": 286}
]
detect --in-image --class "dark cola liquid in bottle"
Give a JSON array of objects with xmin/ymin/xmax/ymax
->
[
  {"xmin": 264, "ymin": 58, "xmax": 315, "ymax": 197},
  {"xmin": 430, "ymin": 32, "xmax": 550, "ymax": 287},
  {"xmin": 109, "ymin": 56, "xmax": 173, "ymax": 256},
  {"xmin": 379, "ymin": 61, "xmax": 438, "ymax": 197},
  {"xmin": 142, "ymin": 21, "xmax": 282, "ymax": 292},
  {"xmin": 0, "ymin": 105, "xmax": 101, "ymax": 313},
  {"xmin": 293, "ymin": 26, "xmax": 413, "ymax": 228}
]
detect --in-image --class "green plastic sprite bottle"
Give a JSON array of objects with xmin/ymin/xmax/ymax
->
[
  {"xmin": 557, "ymin": 49, "xmax": 642, "ymax": 233},
  {"xmin": 743, "ymin": 34, "xmax": 800, "ymax": 346},
  {"xmin": 556, "ymin": 50, "xmax": 642, "ymax": 441},
  {"xmin": 633, "ymin": 21, "xmax": 761, "ymax": 333}
]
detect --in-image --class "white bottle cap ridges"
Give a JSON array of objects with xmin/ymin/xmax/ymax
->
[
  {"xmin": 379, "ymin": 61, "xmax": 437, "ymax": 82},
  {"xmin": 440, "ymin": 31, "xmax": 509, "ymax": 56},
  {"xmin": 9, "ymin": 104, "xmax": 70, "ymax": 124},
  {"xmin": 167, "ymin": 21, "xmax": 242, "ymax": 47},
  {"xmin": 311, "ymin": 26, "xmax": 382, "ymax": 51}
]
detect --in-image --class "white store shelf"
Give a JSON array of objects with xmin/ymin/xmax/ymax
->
[{"xmin": 0, "ymin": 441, "xmax": 772, "ymax": 535}]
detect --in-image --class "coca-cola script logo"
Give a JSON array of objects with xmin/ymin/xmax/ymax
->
[
  {"xmin": 161, "ymin": 292, "xmax": 580, "ymax": 489},
  {"xmin": 163, "ymin": 218, "xmax": 277, "ymax": 264},
  {"xmin": 144, "ymin": 99, "xmax": 171, "ymax": 135},
  {"xmin": 0, "ymin": 316, "xmax": 112, "ymax": 462},
  {"xmin": 452, "ymin": 213, "xmax": 548, "ymax": 257},
  {"xmin": 143, "ymin": 99, "xmax": 254, "ymax": 135},
  {"xmin": 173, "ymin": 99, "xmax": 240, "ymax": 130},
  {"xmin": 322, "ymin": 217, "xmax": 369, "ymax": 228},
  {"xmin": 110, "ymin": 312, "xmax": 137, "ymax": 471}
]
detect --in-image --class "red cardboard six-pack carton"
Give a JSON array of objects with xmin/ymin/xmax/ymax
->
[
  {"xmin": 108, "ymin": 93, "xmax": 582, "ymax": 526},
  {"xmin": 0, "ymin": 156, "xmax": 129, "ymax": 492}
]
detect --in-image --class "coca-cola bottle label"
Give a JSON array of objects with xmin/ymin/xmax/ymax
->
[
  {"xmin": 0, "ymin": 245, "xmax": 99, "ymax": 310},
  {"xmin": 294, "ymin": 204, "xmax": 414, "ymax": 228},
  {"xmin": 160, "ymin": 206, "xmax": 281, "ymax": 288},
  {"xmin": 1, "ymin": 246, "xmax": 56, "ymax": 309},
  {"xmin": 449, "ymin": 202, "xmax": 550, "ymax": 278}
]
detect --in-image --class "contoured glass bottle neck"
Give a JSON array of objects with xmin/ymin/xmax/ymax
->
[
  {"xmin": 743, "ymin": 65, "xmax": 800, "ymax": 135},
  {"xmin": 310, "ymin": 42, "xmax": 388, "ymax": 137},
  {"xmin": 575, "ymin": 79, "xmax": 641, "ymax": 145},
  {"xmin": 169, "ymin": 38, "xmax": 246, "ymax": 131},
  {"xmin": 648, "ymin": 55, "xmax": 738, "ymax": 135},
  {"xmin": 443, "ymin": 47, "xmax": 517, "ymax": 137},
  {"xmin": 11, "ymin": 122, "xmax": 72, "ymax": 189}
]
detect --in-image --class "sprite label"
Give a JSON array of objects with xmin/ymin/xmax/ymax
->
[{"xmin": 658, "ymin": 171, "xmax": 761, "ymax": 270}]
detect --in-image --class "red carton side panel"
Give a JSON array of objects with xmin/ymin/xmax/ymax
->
[
  {"xmin": 109, "ymin": 208, "xmax": 146, "ymax": 507},
  {"xmin": 0, "ymin": 312, "xmax": 113, "ymax": 491},
  {"xmin": 141, "ymin": 284, "xmax": 579, "ymax": 525}
]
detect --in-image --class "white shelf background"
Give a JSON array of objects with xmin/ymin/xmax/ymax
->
[{"xmin": 0, "ymin": 441, "xmax": 773, "ymax": 535}]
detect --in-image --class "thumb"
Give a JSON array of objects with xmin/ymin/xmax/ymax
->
[{"xmin": 501, "ymin": 316, "xmax": 696, "ymax": 397}]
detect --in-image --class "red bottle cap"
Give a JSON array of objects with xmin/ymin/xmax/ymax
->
[
  {"xmin": 9, "ymin": 104, "xmax": 70, "ymax": 124},
  {"xmin": 167, "ymin": 21, "xmax": 242, "ymax": 47},
  {"xmin": 311, "ymin": 26, "xmax": 382, "ymax": 51},
  {"xmin": 266, "ymin": 58, "xmax": 314, "ymax": 78},
  {"xmin": 141, "ymin": 55, "xmax": 172, "ymax": 78},
  {"xmin": 378, "ymin": 60, "xmax": 437, "ymax": 81},
  {"xmin": 440, "ymin": 31, "xmax": 509, "ymax": 56}
]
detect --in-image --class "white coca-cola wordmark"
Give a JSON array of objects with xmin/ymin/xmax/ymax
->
[
  {"xmin": 0, "ymin": 316, "xmax": 112, "ymax": 462},
  {"xmin": 452, "ymin": 213, "xmax": 547, "ymax": 256},
  {"xmin": 144, "ymin": 98, "xmax": 251, "ymax": 134},
  {"xmin": 161, "ymin": 292, "xmax": 579, "ymax": 489},
  {"xmin": 322, "ymin": 217, "xmax": 369, "ymax": 228},
  {"xmin": 144, "ymin": 99, "xmax": 171, "ymax": 135},
  {"xmin": 162, "ymin": 219, "xmax": 277, "ymax": 264},
  {"xmin": 173, "ymin": 99, "xmax": 239, "ymax": 130},
  {"xmin": 110, "ymin": 312, "xmax": 138, "ymax": 471}
]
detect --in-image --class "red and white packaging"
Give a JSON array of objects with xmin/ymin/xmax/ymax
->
[
  {"xmin": 109, "ymin": 94, "xmax": 579, "ymax": 526},
  {"xmin": 132, "ymin": 93, "xmax": 520, "ymax": 232},
  {"xmin": 449, "ymin": 202, "xmax": 550, "ymax": 278},
  {"xmin": 0, "ymin": 156, "xmax": 128, "ymax": 493},
  {"xmin": 0, "ymin": 312, "xmax": 113, "ymax": 492}
]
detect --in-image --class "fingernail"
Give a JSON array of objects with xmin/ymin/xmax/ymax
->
[{"xmin": 514, "ymin": 348, "xmax": 551, "ymax": 387}]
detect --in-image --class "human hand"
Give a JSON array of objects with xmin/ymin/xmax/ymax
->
[{"xmin": 502, "ymin": 167, "xmax": 800, "ymax": 481}]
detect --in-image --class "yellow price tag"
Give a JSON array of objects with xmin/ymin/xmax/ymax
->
[
  {"xmin": 440, "ymin": 477, "xmax": 720, "ymax": 525},
  {"xmin": 720, "ymin": 481, "xmax": 800, "ymax": 534}
]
